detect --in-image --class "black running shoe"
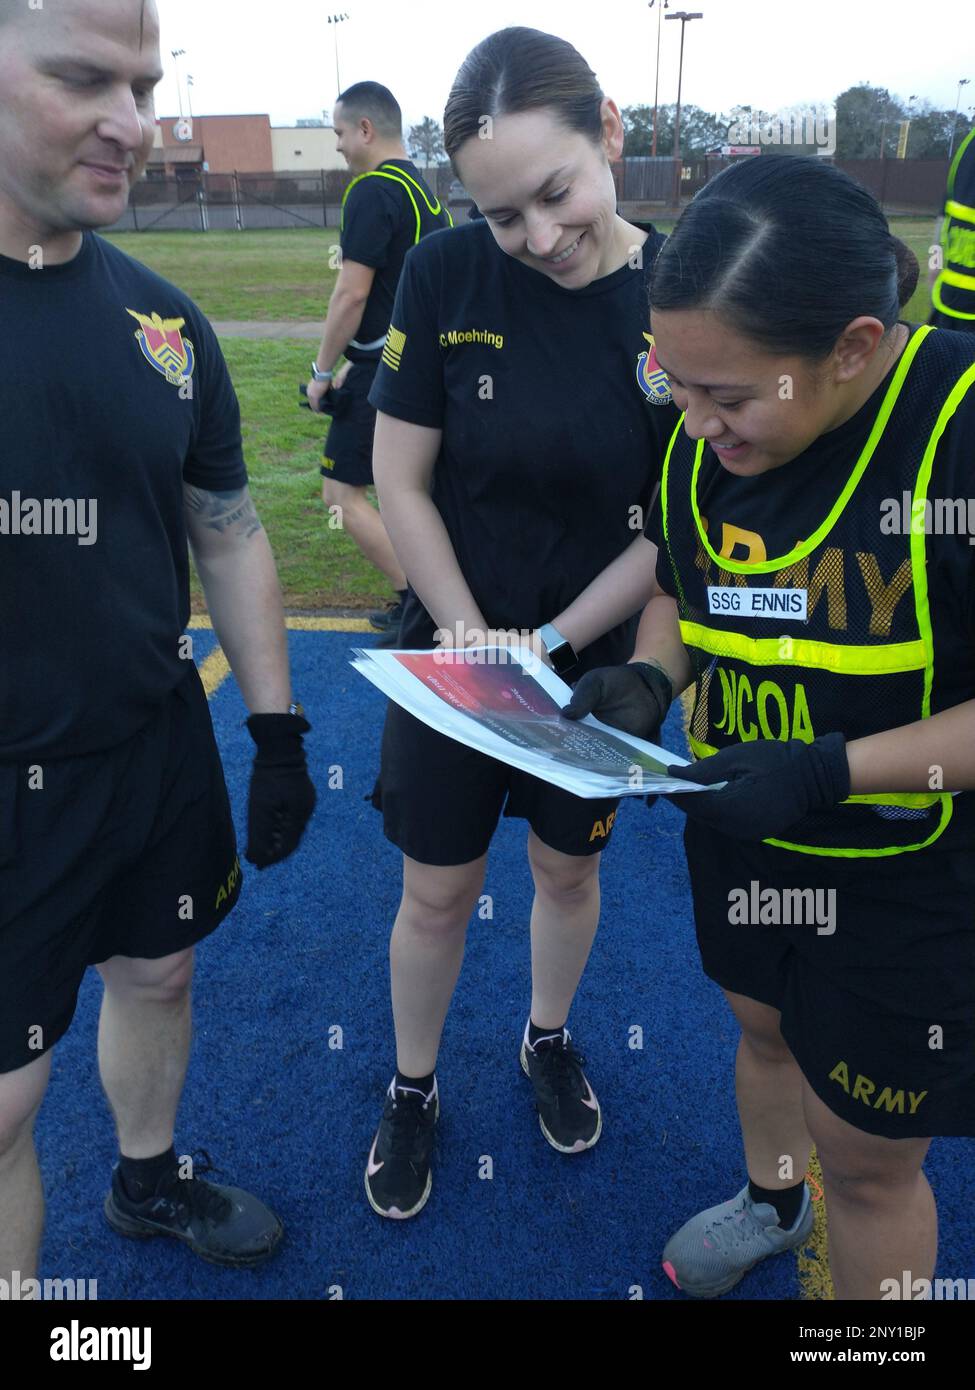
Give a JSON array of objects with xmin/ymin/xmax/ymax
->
[
  {"xmin": 364, "ymin": 1078, "xmax": 439, "ymax": 1219},
  {"xmin": 369, "ymin": 599, "xmax": 404, "ymax": 633},
  {"xmin": 372, "ymin": 624, "xmax": 403, "ymax": 649},
  {"xmin": 520, "ymin": 1025, "xmax": 602, "ymax": 1153},
  {"xmin": 104, "ymin": 1151, "xmax": 283, "ymax": 1267}
]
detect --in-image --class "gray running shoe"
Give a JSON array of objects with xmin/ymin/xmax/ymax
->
[{"xmin": 662, "ymin": 1183, "xmax": 814, "ymax": 1297}]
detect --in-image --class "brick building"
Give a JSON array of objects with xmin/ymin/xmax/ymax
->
[{"xmin": 149, "ymin": 114, "xmax": 344, "ymax": 178}]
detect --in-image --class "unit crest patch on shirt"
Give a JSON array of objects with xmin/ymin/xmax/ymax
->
[
  {"xmin": 126, "ymin": 308, "xmax": 196, "ymax": 386},
  {"xmin": 637, "ymin": 332, "xmax": 672, "ymax": 405}
]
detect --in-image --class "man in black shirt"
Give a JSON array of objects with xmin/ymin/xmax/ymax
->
[
  {"xmin": 306, "ymin": 82, "xmax": 452, "ymax": 642},
  {"xmin": 0, "ymin": 0, "xmax": 315, "ymax": 1287}
]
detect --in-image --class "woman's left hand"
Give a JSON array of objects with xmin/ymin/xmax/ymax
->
[{"xmin": 666, "ymin": 733, "xmax": 851, "ymax": 841}]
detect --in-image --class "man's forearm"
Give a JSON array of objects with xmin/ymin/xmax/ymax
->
[
  {"xmin": 631, "ymin": 594, "xmax": 693, "ymax": 695},
  {"xmin": 551, "ymin": 535, "xmax": 658, "ymax": 652},
  {"xmin": 316, "ymin": 289, "xmax": 368, "ymax": 373},
  {"xmin": 195, "ymin": 532, "xmax": 292, "ymax": 713}
]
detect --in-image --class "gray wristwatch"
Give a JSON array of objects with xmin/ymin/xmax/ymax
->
[
  {"xmin": 310, "ymin": 362, "xmax": 333, "ymax": 382},
  {"xmin": 539, "ymin": 623, "xmax": 579, "ymax": 678}
]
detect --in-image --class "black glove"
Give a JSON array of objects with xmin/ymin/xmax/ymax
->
[
  {"xmin": 665, "ymin": 732, "xmax": 850, "ymax": 842},
  {"xmin": 298, "ymin": 382, "xmax": 352, "ymax": 419},
  {"xmin": 245, "ymin": 712, "xmax": 317, "ymax": 868},
  {"xmin": 562, "ymin": 662, "xmax": 673, "ymax": 742}
]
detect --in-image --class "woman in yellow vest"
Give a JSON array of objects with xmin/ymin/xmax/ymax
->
[{"xmin": 566, "ymin": 155, "xmax": 975, "ymax": 1299}]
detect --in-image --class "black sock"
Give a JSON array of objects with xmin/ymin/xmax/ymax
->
[
  {"xmin": 395, "ymin": 1069, "xmax": 434, "ymax": 1098},
  {"xmin": 118, "ymin": 1145, "xmax": 178, "ymax": 1203},
  {"xmin": 748, "ymin": 1177, "xmax": 805, "ymax": 1229},
  {"xmin": 528, "ymin": 1019, "xmax": 566, "ymax": 1049},
  {"xmin": 395, "ymin": 588, "xmax": 407, "ymax": 603}
]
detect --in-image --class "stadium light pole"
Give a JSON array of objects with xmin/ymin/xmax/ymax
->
[
  {"xmin": 666, "ymin": 11, "xmax": 703, "ymax": 206},
  {"xmin": 171, "ymin": 48, "xmax": 186, "ymax": 119},
  {"xmin": 648, "ymin": 0, "xmax": 670, "ymax": 157},
  {"xmin": 948, "ymin": 78, "xmax": 971, "ymax": 158},
  {"xmin": 900, "ymin": 93, "xmax": 917, "ymax": 158},
  {"xmin": 328, "ymin": 13, "xmax": 350, "ymax": 96}
]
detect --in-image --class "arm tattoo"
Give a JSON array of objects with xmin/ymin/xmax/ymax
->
[{"xmin": 184, "ymin": 484, "xmax": 263, "ymax": 542}]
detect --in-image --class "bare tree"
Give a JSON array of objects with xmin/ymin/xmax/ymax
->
[{"xmin": 407, "ymin": 116, "xmax": 445, "ymax": 169}]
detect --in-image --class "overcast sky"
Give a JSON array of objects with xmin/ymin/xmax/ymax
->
[{"xmin": 154, "ymin": 0, "xmax": 975, "ymax": 132}]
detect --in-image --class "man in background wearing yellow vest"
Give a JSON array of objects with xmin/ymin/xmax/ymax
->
[
  {"xmin": 306, "ymin": 83, "xmax": 452, "ymax": 644},
  {"xmin": 930, "ymin": 124, "xmax": 975, "ymax": 331}
]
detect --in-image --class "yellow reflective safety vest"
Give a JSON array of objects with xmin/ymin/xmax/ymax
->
[
  {"xmin": 660, "ymin": 325, "xmax": 975, "ymax": 858},
  {"xmin": 340, "ymin": 162, "xmax": 454, "ymax": 244},
  {"xmin": 933, "ymin": 126, "xmax": 975, "ymax": 322}
]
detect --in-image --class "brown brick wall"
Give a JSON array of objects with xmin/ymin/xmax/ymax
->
[{"xmin": 157, "ymin": 115, "xmax": 273, "ymax": 173}]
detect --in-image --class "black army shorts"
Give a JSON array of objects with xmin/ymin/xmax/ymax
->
[
  {"xmin": 684, "ymin": 816, "xmax": 975, "ymax": 1139},
  {"xmin": 320, "ymin": 361, "xmax": 380, "ymax": 488},
  {"xmin": 372, "ymin": 700, "xmax": 622, "ymax": 866},
  {"xmin": 0, "ymin": 666, "xmax": 241, "ymax": 1075}
]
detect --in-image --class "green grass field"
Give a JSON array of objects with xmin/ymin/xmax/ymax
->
[
  {"xmin": 105, "ymin": 229, "xmax": 342, "ymax": 321},
  {"xmin": 106, "ymin": 229, "xmax": 380, "ymax": 610},
  {"xmin": 104, "ymin": 218, "xmax": 937, "ymax": 611},
  {"xmin": 220, "ymin": 337, "xmax": 381, "ymax": 610}
]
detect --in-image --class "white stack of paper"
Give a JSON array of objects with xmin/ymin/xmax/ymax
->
[{"xmin": 351, "ymin": 646, "xmax": 712, "ymax": 799}]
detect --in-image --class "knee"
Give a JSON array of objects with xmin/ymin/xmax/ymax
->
[
  {"xmin": 400, "ymin": 879, "xmax": 481, "ymax": 938},
  {"xmin": 322, "ymin": 480, "xmax": 362, "ymax": 513},
  {"xmin": 530, "ymin": 853, "xmax": 599, "ymax": 907},
  {"xmin": 100, "ymin": 949, "xmax": 194, "ymax": 1008},
  {"xmin": 0, "ymin": 1057, "xmax": 50, "ymax": 1160},
  {"xmin": 817, "ymin": 1149, "xmax": 919, "ymax": 1204}
]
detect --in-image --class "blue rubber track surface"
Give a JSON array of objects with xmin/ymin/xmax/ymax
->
[{"xmin": 36, "ymin": 630, "xmax": 975, "ymax": 1300}]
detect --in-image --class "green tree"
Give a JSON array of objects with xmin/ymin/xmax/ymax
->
[
  {"xmin": 407, "ymin": 117, "xmax": 445, "ymax": 168},
  {"xmin": 621, "ymin": 104, "xmax": 655, "ymax": 156},
  {"xmin": 678, "ymin": 105, "xmax": 731, "ymax": 158},
  {"xmin": 905, "ymin": 103, "xmax": 974, "ymax": 158},
  {"xmin": 621, "ymin": 103, "xmax": 727, "ymax": 158},
  {"xmin": 835, "ymin": 84, "xmax": 905, "ymax": 158}
]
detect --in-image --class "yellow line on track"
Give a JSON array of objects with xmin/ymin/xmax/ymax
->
[
  {"xmin": 799, "ymin": 1153, "xmax": 833, "ymax": 1300},
  {"xmin": 189, "ymin": 614, "xmax": 374, "ymax": 701},
  {"xmin": 197, "ymin": 645, "xmax": 231, "ymax": 700},
  {"xmin": 188, "ymin": 615, "xmax": 375, "ymax": 632}
]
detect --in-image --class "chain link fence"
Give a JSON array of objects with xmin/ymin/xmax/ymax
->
[
  {"xmin": 108, "ymin": 157, "xmax": 950, "ymax": 233},
  {"xmin": 109, "ymin": 167, "xmax": 460, "ymax": 232}
]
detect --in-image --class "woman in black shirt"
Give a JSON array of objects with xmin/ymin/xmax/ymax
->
[{"xmin": 363, "ymin": 27, "xmax": 677, "ymax": 1220}]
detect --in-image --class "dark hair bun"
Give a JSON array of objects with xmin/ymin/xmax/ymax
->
[{"xmin": 892, "ymin": 237, "xmax": 919, "ymax": 309}]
